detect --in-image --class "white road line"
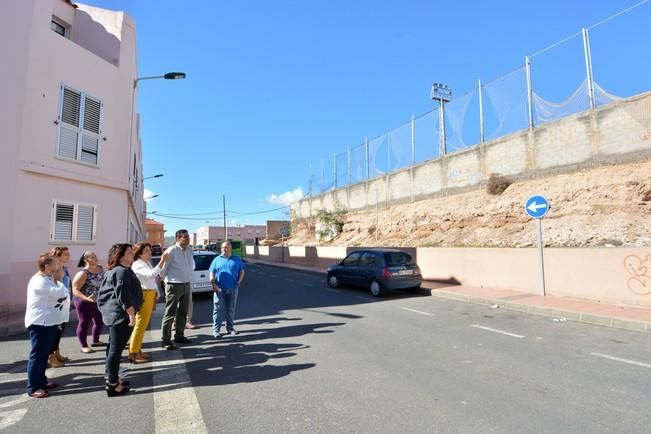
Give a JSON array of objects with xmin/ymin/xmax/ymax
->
[
  {"xmin": 149, "ymin": 313, "xmax": 208, "ymax": 434},
  {"xmin": 471, "ymin": 324, "xmax": 525, "ymax": 339},
  {"xmin": 0, "ymin": 394, "xmax": 30, "ymax": 410},
  {"xmin": 401, "ymin": 307, "xmax": 435, "ymax": 317},
  {"xmin": 590, "ymin": 352, "xmax": 651, "ymax": 369},
  {"xmin": 0, "ymin": 408, "xmax": 27, "ymax": 430}
]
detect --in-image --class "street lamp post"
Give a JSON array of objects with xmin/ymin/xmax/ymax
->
[
  {"xmin": 431, "ymin": 83, "xmax": 452, "ymax": 157},
  {"xmin": 128, "ymin": 71, "xmax": 185, "ymax": 241},
  {"xmin": 143, "ymin": 173, "xmax": 164, "ymax": 180}
]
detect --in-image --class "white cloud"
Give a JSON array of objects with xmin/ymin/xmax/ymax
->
[
  {"xmin": 143, "ymin": 189, "xmax": 157, "ymax": 202},
  {"xmin": 266, "ymin": 187, "xmax": 304, "ymax": 206}
]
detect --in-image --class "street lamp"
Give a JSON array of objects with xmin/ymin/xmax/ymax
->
[
  {"xmin": 134, "ymin": 72, "xmax": 186, "ymax": 88},
  {"xmin": 144, "ymin": 194, "xmax": 159, "ymax": 201},
  {"xmin": 143, "ymin": 174, "xmax": 164, "ymax": 180},
  {"xmin": 431, "ymin": 83, "xmax": 452, "ymax": 156},
  {"xmin": 127, "ymin": 71, "xmax": 184, "ymax": 242}
]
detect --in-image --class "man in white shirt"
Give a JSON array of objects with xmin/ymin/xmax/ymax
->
[{"xmin": 160, "ymin": 229, "xmax": 195, "ymax": 349}]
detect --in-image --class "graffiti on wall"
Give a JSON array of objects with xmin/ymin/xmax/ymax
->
[{"xmin": 624, "ymin": 254, "xmax": 651, "ymax": 295}]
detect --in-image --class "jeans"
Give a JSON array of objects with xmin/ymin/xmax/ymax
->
[
  {"xmin": 51, "ymin": 322, "xmax": 65, "ymax": 353},
  {"xmin": 161, "ymin": 282, "xmax": 190, "ymax": 342},
  {"xmin": 213, "ymin": 287, "xmax": 238, "ymax": 334},
  {"xmin": 105, "ymin": 320, "xmax": 131, "ymax": 384},
  {"xmin": 26, "ymin": 324, "xmax": 57, "ymax": 394}
]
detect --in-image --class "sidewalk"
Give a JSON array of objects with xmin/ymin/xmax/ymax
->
[{"xmin": 247, "ymin": 258, "xmax": 651, "ymax": 334}]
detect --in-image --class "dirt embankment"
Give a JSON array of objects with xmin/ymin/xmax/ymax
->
[{"xmin": 289, "ymin": 160, "xmax": 651, "ymax": 248}]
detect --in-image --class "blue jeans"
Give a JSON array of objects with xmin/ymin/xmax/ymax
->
[
  {"xmin": 26, "ymin": 324, "xmax": 57, "ymax": 394},
  {"xmin": 213, "ymin": 288, "xmax": 238, "ymax": 334}
]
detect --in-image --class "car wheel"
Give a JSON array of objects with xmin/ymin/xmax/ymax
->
[
  {"xmin": 327, "ymin": 272, "xmax": 339, "ymax": 288},
  {"xmin": 369, "ymin": 279, "xmax": 383, "ymax": 297}
]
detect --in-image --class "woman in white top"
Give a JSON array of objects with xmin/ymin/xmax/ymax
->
[
  {"xmin": 25, "ymin": 253, "xmax": 70, "ymax": 398},
  {"xmin": 128, "ymin": 242, "xmax": 169, "ymax": 363}
]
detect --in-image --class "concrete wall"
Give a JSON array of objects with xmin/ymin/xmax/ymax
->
[
  {"xmin": 246, "ymin": 245, "xmax": 651, "ymax": 308},
  {"xmin": 293, "ymin": 92, "xmax": 651, "ymax": 218}
]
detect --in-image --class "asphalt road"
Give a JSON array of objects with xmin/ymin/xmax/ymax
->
[{"xmin": 1, "ymin": 263, "xmax": 650, "ymax": 433}]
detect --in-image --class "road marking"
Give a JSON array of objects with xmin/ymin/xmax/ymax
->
[
  {"xmin": 0, "ymin": 395, "xmax": 29, "ymax": 410},
  {"xmin": 401, "ymin": 307, "xmax": 435, "ymax": 317},
  {"xmin": 590, "ymin": 352, "xmax": 651, "ymax": 369},
  {"xmin": 471, "ymin": 324, "xmax": 525, "ymax": 339},
  {"xmin": 149, "ymin": 313, "xmax": 208, "ymax": 434},
  {"xmin": 0, "ymin": 408, "xmax": 27, "ymax": 430}
]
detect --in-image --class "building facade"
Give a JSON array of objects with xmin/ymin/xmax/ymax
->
[
  {"xmin": 195, "ymin": 225, "xmax": 268, "ymax": 246},
  {"xmin": 0, "ymin": 0, "xmax": 145, "ymax": 335},
  {"xmin": 145, "ymin": 218, "xmax": 165, "ymax": 246}
]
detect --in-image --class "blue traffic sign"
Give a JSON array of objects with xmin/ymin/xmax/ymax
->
[{"xmin": 525, "ymin": 195, "xmax": 550, "ymax": 219}]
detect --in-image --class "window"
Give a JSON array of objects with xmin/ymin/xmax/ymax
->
[
  {"xmin": 51, "ymin": 19, "xmax": 67, "ymax": 37},
  {"xmin": 384, "ymin": 252, "xmax": 415, "ymax": 266},
  {"xmin": 360, "ymin": 252, "xmax": 378, "ymax": 267},
  {"xmin": 56, "ymin": 84, "xmax": 103, "ymax": 166},
  {"xmin": 341, "ymin": 252, "xmax": 362, "ymax": 266},
  {"xmin": 51, "ymin": 201, "xmax": 96, "ymax": 242}
]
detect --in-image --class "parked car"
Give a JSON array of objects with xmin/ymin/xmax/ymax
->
[
  {"xmin": 191, "ymin": 251, "xmax": 216, "ymax": 293},
  {"xmin": 151, "ymin": 251, "xmax": 217, "ymax": 294},
  {"xmin": 151, "ymin": 244, "xmax": 163, "ymax": 256},
  {"xmin": 326, "ymin": 249, "xmax": 422, "ymax": 297}
]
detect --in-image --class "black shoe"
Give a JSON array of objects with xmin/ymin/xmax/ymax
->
[
  {"xmin": 106, "ymin": 381, "xmax": 130, "ymax": 397},
  {"xmin": 174, "ymin": 336, "xmax": 191, "ymax": 344},
  {"xmin": 161, "ymin": 341, "xmax": 177, "ymax": 350}
]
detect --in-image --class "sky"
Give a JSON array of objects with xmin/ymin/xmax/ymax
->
[{"xmin": 82, "ymin": 0, "xmax": 650, "ymax": 236}]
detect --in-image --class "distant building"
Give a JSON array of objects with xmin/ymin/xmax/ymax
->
[
  {"xmin": 0, "ymin": 0, "xmax": 145, "ymax": 335},
  {"xmin": 145, "ymin": 218, "xmax": 165, "ymax": 246},
  {"xmin": 195, "ymin": 225, "xmax": 267, "ymax": 246}
]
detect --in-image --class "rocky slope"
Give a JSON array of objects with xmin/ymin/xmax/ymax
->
[{"xmin": 289, "ymin": 160, "xmax": 651, "ymax": 248}]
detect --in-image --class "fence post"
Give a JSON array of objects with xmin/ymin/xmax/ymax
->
[
  {"xmin": 365, "ymin": 136, "xmax": 369, "ymax": 179},
  {"xmin": 411, "ymin": 115, "xmax": 415, "ymax": 165},
  {"xmin": 525, "ymin": 56, "xmax": 534, "ymax": 128},
  {"xmin": 333, "ymin": 152, "xmax": 337, "ymax": 191},
  {"xmin": 582, "ymin": 27, "xmax": 595, "ymax": 109},
  {"xmin": 478, "ymin": 79, "xmax": 485, "ymax": 143},
  {"xmin": 347, "ymin": 145, "xmax": 351, "ymax": 186},
  {"xmin": 387, "ymin": 133, "xmax": 391, "ymax": 173},
  {"xmin": 439, "ymin": 104, "xmax": 446, "ymax": 156}
]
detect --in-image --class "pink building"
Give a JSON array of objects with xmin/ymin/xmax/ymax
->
[{"xmin": 0, "ymin": 0, "xmax": 145, "ymax": 335}]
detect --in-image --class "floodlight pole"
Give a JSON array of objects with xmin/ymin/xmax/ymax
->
[
  {"xmin": 581, "ymin": 28, "xmax": 595, "ymax": 109},
  {"xmin": 438, "ymin": 99, "xmax": 446, "ymax": 156},
  {"xmin": 478, "ymin": 79, "xmax": 485, "ymax": 143},
  {"xmin": 365, "ymin": 136, "xmax": 369, "ymax": 179},
  {"xmin": 525, "ymin": 56, "xmax": 534, "ymax": 128}
]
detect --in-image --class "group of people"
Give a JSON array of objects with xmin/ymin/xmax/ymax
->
[{"xmin": 24, "ymin": 229, "xmax": 245, "ymax": 398}]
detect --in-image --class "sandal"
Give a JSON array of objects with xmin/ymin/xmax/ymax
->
[
  {"xmin": 44, "ymin": 382, "xmax": 58, "ymax": 390},
  {"xmin": 29, "ymin": 389, "xmax": 49, "ymax": 398},
  {"xmin": 91, "ymin": 341, "xmax": 107, "ymax": 347},
  {"xmin": 80, "ymin": 347, "xmax": 95, "ymax": 353}
]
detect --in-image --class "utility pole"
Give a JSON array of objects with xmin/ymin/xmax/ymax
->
[{"xmin": 223, "ymin": 194, "xmax": 227, "ymax": 240}]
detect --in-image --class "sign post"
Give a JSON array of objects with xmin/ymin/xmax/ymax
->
[{"xmin": 524, "ymin": 195, "xmax": 550, "ymax": 296}]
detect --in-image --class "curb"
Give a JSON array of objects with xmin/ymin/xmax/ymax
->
[{"xmin": 427, "ymin": 289, "xmax": 650, "ymax": 334}]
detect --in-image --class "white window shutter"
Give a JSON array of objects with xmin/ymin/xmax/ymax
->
[
  {"xmin": 61, "ymin": 88, "xmax": 81, "ymax": 127},
  {"xmin": 80, "ymin": 95, "xmax": 101, "ymax": 165},
  {"xmin": 76, "ymin": 205, "xmax": 95, "ymax": 241},
  {"xmin": 54, "ymin": 203, "xmax": 74, "ymax": 240}
]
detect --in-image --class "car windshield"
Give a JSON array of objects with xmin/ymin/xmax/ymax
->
[
  {"xmin": 384, "ymin": 252, "xmax": 415, "ymax": 266},
  {"xmin": 194, "ymin": 254, "xmax": 215, "ymax": 271}
]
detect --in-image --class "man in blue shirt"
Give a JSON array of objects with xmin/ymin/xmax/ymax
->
[{"xmin": 209, "ymin": 241, "xmax": 245, "ymax": 338}]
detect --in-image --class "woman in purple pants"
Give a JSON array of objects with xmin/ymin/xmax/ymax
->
[{"xmin": 72, "ymin": 251, "xmax": 106, "ymax": 353}]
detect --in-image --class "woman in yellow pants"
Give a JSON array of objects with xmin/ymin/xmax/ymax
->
[{"xmin": 129, "ymin": 243, "xmax": 169, "ymax": 363}]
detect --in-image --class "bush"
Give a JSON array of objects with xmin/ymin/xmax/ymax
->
[
  {"xmin": 368, "ymin": 225, "xmax": 376, "ymax": 235},
  {"xmin": 487, "ymin": 173, "xmax": 512, "ymax": 195}
]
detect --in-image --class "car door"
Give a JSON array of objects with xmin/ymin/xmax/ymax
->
[
  {"xmin": 337, "ymin": 252, "xmax": 362, "ymax": 286},
  {"xmin": 356, "ymin": 252, "xmax": 379, "ymax": 286}
]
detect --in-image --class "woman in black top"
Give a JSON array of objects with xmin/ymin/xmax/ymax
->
[{"xmin": 97, "ymin": 243, "xmax": 142, "ymax": 396}]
